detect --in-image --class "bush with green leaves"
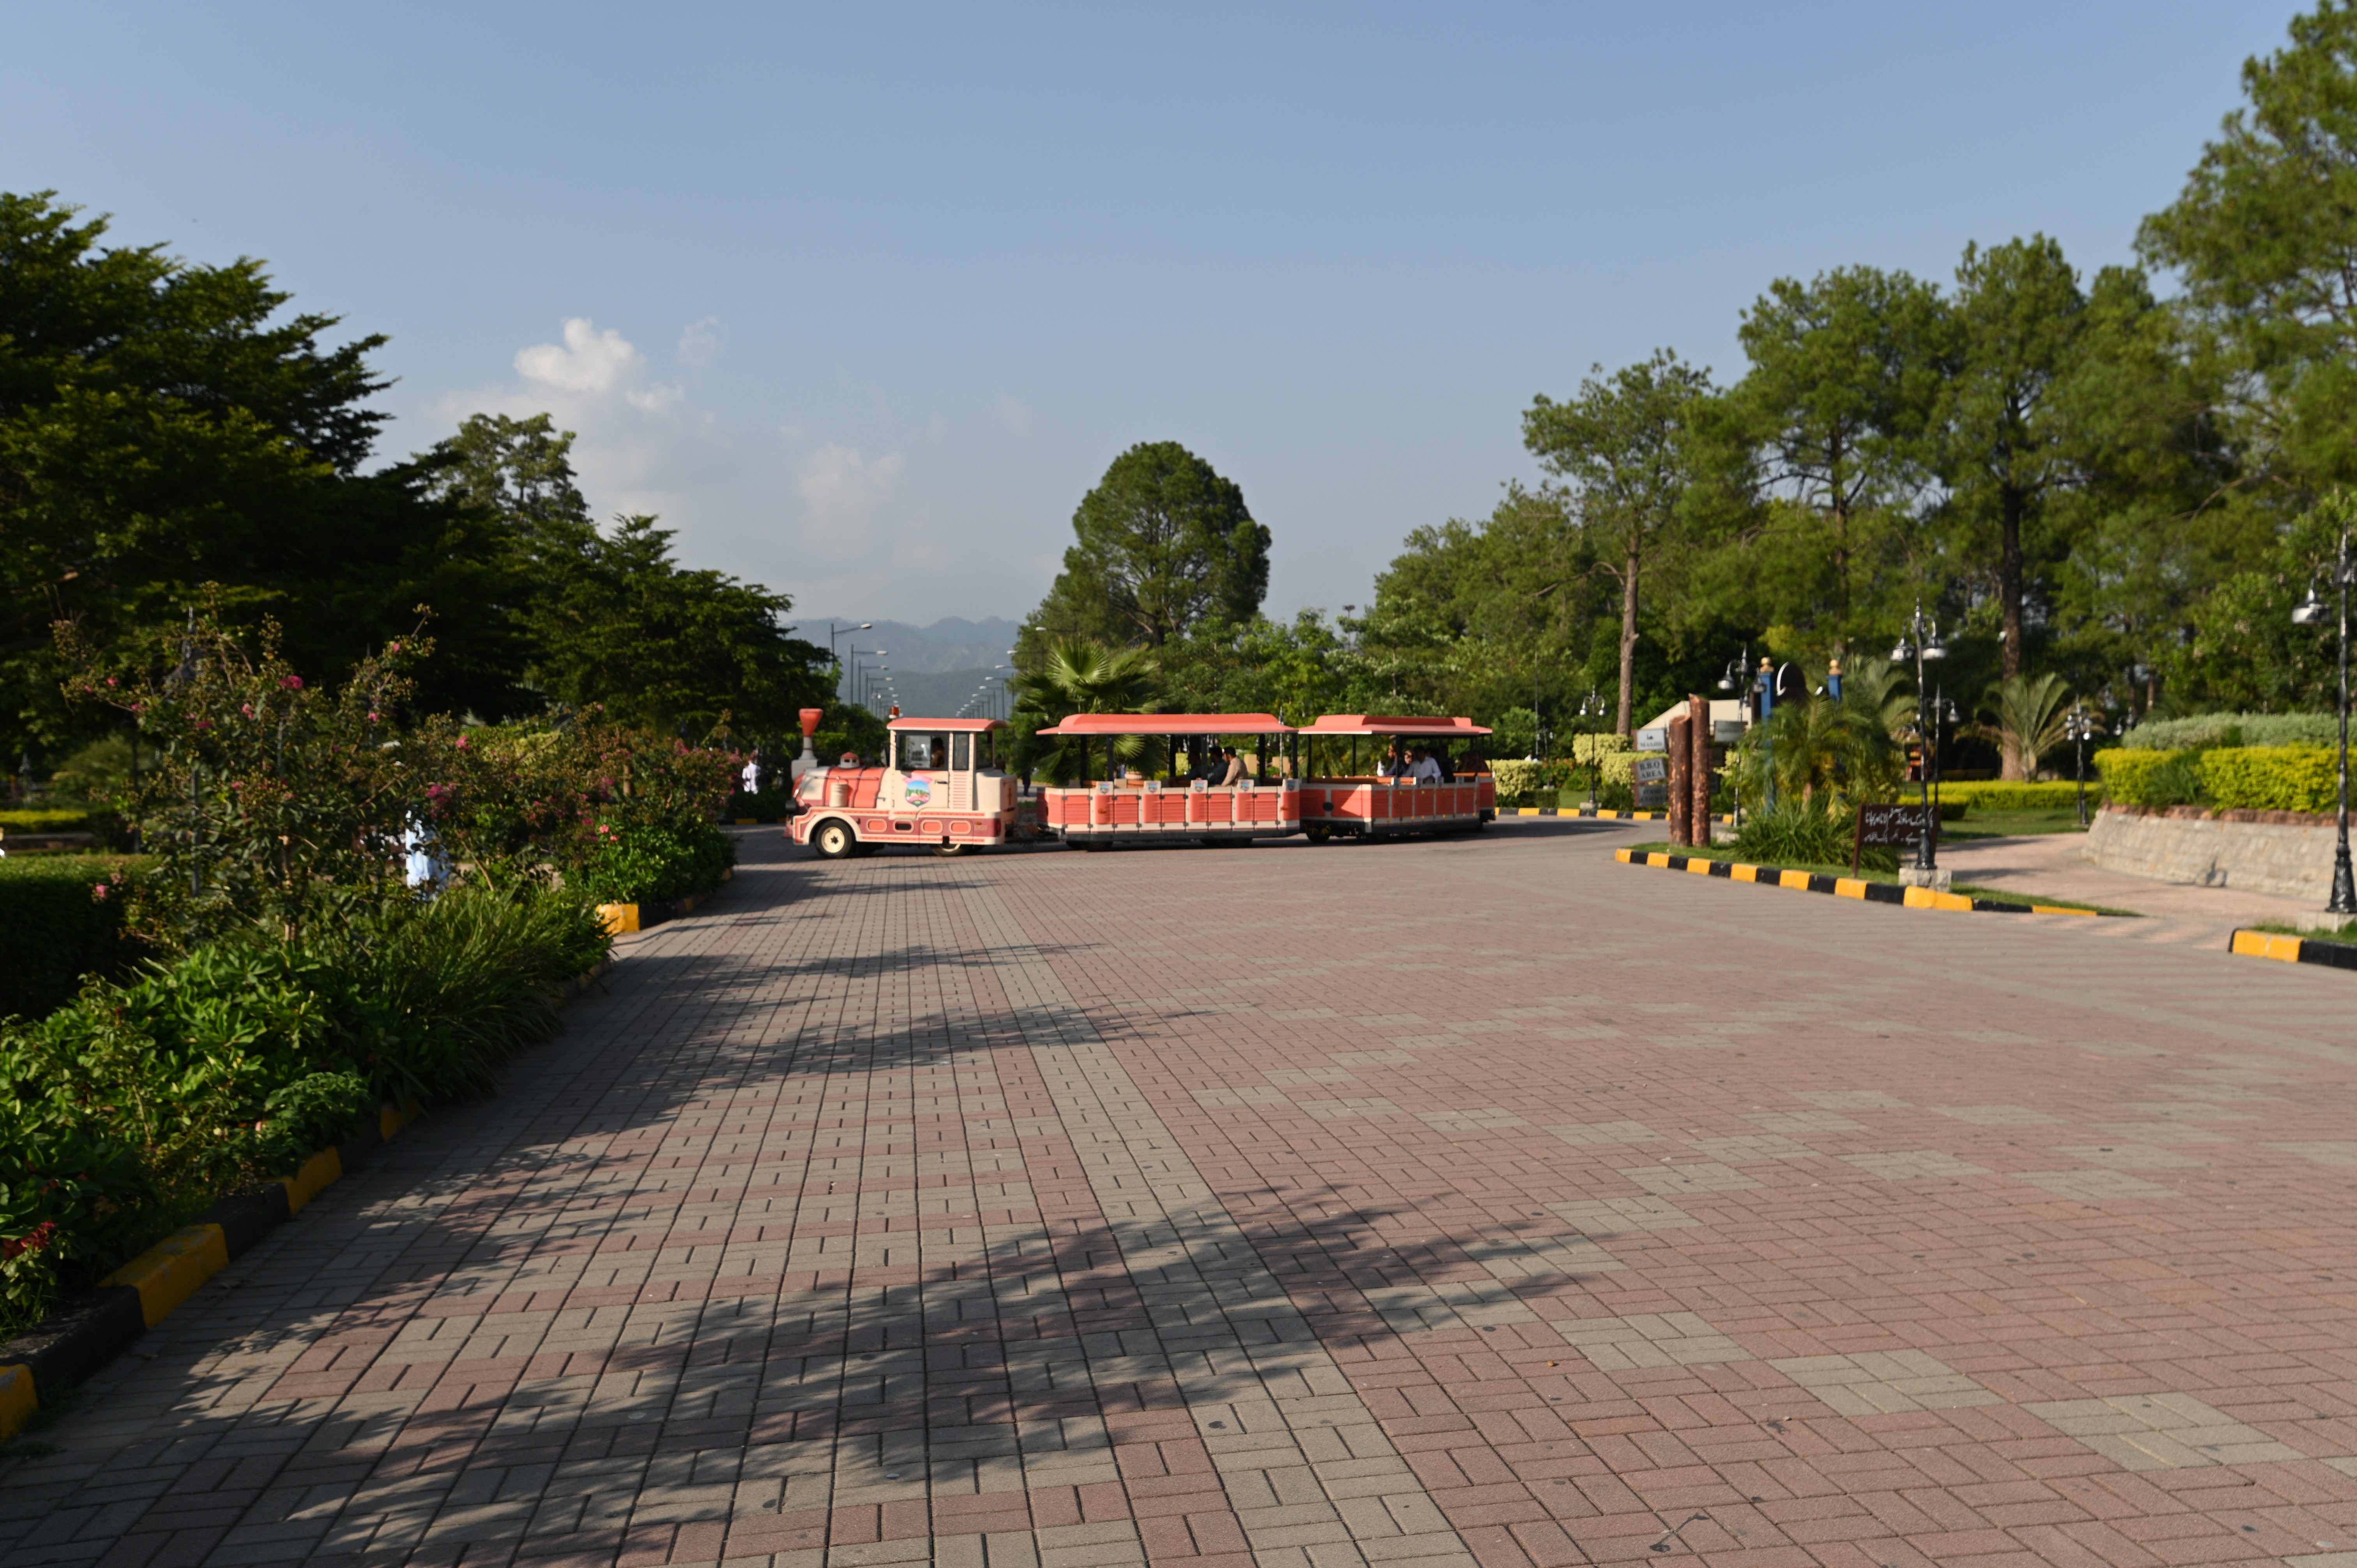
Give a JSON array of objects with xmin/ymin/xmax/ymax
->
[
  {"xmin": 2122, "ymin": 712, "xmax": 2339, "ymax": 751},
  {"xmin": 572, "ymin": 820, "xmax": 736, "ymax": 904},
  {"xmin": 1730, "ymin": 801, "xmax": 1897, "ymax": 871},
  {"xmin": 0, "ymin": 878, "xmax": 608, "ymax": 1333},
  {"xmin": 0, "ymin": 855, "xmax": 143, "ymax": 1021}
]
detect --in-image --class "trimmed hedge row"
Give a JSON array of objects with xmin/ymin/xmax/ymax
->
[
  {"xmin": 0, "ymin": 809, "xmax": 97, "ymax": 834},
  {"xmin": 0, "ymin": 856, "xmax": 141, "ymax": 1021},
  {"xmin": 2095, "ymin": 745, "xmax": 2340, "ymax": 814},
  {"xmin": 2120, "ymin": 712, "xmax": 2338, "ymax": 751},
  {"xmin": 1933, "ymin": 781, "xmax": 2090, "ymax": 811}
]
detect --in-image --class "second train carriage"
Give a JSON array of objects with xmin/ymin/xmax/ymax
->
[{"xmin": 1295, "ymin": 714, "xmax": 1496, "ymax": 840}]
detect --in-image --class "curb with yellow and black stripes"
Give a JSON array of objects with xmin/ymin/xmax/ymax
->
[
  {"xmin": 2228, "ymin": 929, "xmax": 2357, "ymax": 971},
  {"xmin": 0, "ymin": 960, "xmax": 611, "ymax": 1444},
  {"xmin": 1615, "ymin": 847, "xmax": 2118, "ymax": 917},
  {"xmin": 1497, "ymin": 807, "xmax": 1736, "ymax": 822}
]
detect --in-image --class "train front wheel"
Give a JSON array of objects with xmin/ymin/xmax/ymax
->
[{"xmin": 811, "ymin": 820, "xmax": 856, "ymax": 858}]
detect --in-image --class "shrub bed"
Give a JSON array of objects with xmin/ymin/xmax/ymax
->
[
  {"xmin": 1933, "ymin": 780, "xmax": 2088, "ymax": 811},
  {"xmin": 0, "ymin": 856, "xmax": 143, "ymax": 1021},
  {"xmin": 0, "ymin": 881, "xmax": 609, "ymax": 1336},
  {"xmin": 2096, "ymin": 745, "xmax": 2339, "ymax": 814},
  {"xmin": 0, "ymin": 809, "xmax": 97, "ymax": 834},
  {"xmin": 575, "ymin": 820, "xmax": 737, "ymax": 904}
]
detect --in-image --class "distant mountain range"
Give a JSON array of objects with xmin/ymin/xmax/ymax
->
[
  {"xmin": 793, "ymin": 616, "xmax": 1023, "ymax": 719},
  {"xmin": 793, "ymin": 616, "xmax": 1022, "ymax": 674}
]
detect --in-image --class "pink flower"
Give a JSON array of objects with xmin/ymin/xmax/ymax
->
[
  {"xmin": 368, "ymin": 712, "xmax": 380, "ymax": 722},
  {"xmin": 455, "ymin": 735, "xmax": 469, "ymax": 749},
  {"xmin": 104, "ymin": 677, "xmax": 116, "ymax": 687},
  {"xmin": 92, "ymin": 883, "xmax": 109, "ymax": 902},
  {"xmin": 240, "ymin": 703, "xmax": 254, "ymax": 717},
  {"xmin": 282, "ymin": 675, "xmax": 303, "ymax": 690},
  {"xmin": 388, "ymin": 641, "xmax": 401, "ymax": 654}
]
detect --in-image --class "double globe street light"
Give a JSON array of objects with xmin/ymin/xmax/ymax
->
[
  {"xmin": 2292, "ymin": 524, "xmax": 2355, "ymax": 915},
  {"xmin": 1891, "ymin": 602, "xmax": 1947, "ymax": 880}
]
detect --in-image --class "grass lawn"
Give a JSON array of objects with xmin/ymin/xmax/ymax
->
[
  {"xmin": 1624, "ymin": 840, "xmax": 2136, "ymax": 916},
  {"xmin": 2249, "ymin": 917, "xmax": 2357, "ymax": 943},
  {"xmin": 1940, "ymin": 807, "xmax": 2092, "ymax": 841}
]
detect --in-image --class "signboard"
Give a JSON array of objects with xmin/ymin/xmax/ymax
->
[
  {"xmin": 1633, "ymin": 756, "xmax": 1669, "ymax": 784},
  {"xmin": 1857, "ymin": 802, "xmax": 1935, "ymax": 847},
  {"xmin": 1636, "ymin": 783, "xmax": 1668, "ymax": 808},
  {"xmin": 1712, "ymin": 720, "xmax": 1746, "ymax": 743},
  {"xmin": 1635, "ymin": 727, "xmax": 1668, "ymax": 752},
  {"xmin": 1852, "ymin": 801, "xmax": 1936, "ymax": 876}
]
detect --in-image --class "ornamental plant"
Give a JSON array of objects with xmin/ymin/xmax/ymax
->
[{"xmin": 61, "ymin": 605, "xmax": 462, "ymax": 950}]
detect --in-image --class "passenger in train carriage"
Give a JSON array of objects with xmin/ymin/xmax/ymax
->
[
  {"xmin": 1412, "ymin": 748, "xmax": 1443, "ymax": 783},
  {"xmin": 1216, "ymin": 747, "xmax": 1246, "ymax": 787}
]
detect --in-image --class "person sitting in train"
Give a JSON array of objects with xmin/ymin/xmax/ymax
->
[
  {"xmin": 1216, "ymin": 747, "xmax": 1247, "ymax": 787},
  {"xmin": 1189, "ymin": 745, "xmax": 1221, "ymax": 784},
  {"xmin": 1411, "ymin": 748, "xmax": 1444, "ymax": 783}
]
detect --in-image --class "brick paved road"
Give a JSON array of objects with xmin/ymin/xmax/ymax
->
[{"xmin": 6, "ymin": 819, "xmax": 2356, "ymax": 1568}]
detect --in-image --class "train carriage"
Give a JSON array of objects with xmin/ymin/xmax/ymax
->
[
  {"xmin": 1033, "ymin": 713, "xmax": 1303, "ymax": 849},
  {"xmin": 1296, "ymin": 714, "xmax": 1495, "ymax": 841}
]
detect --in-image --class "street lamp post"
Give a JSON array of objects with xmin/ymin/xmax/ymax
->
[
  {"xmin": 1891, "ymin": 601, "xmax": 1948, "ymax": 881},
  {"xmin": 1716, "ymin": 648, "xmax": 1749, "ymax": 833},
  {"xmin": 827, "ymin": 622, "xmax": 872, "ymax": 702},
  {"xmin": 2293, "ymin": 524, "xmax": 2356, "ymax": 915},
  {"xmin": 1575, "ymin": 687, "xmax": 1604, "ymax": 812},
  {"xmin": 2065, "ymin": 701, "xmax": 2101, "ymax": 829}
]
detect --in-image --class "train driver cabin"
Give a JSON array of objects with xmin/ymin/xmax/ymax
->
[{"xmin": 789, "ymin": 716, "xmax": 1016, "ymax": 857}]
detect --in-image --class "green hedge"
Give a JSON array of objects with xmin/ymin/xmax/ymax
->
[
  {"xmin": 0, "ymin": 856, "xmax": 141, "ymax": 1020},
  {"xmin": 1933, "ymin": 780, "xmax": 2088, "ymax": 811},
  {"xmin": 574, "ymin": 819, "xmax": 737, "ymax": 903},
  {"xmin": 2121, "ymin": 712, "xmax": 2338, "ymax": 750},
  {"xmin": 0, "ymin": 809, "xmax": 96, "ymax": 834},
  {"xmin": 2202, "ymin": 746, "xmax": 2337, "ymax": 812},
  {"xmin": 2095, "ymin": 745, "xmax": 2340, "ymax": 813}
]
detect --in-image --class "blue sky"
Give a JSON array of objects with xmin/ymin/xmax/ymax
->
[{"xmin": 2, "ymin": 3, "xmax": 2301, "ymax": 628}]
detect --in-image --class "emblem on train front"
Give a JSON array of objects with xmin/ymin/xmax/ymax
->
[{"xmin": 904, "ymin": 773, "xmax": 933, "ymax": 807}]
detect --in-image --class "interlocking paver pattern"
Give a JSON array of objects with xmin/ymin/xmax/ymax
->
[{"xmin": 5, "ymin": 818, "xmax": 2357, "ymax": 1568}]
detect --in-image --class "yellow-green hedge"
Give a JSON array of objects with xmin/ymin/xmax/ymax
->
[
  {"xmin": 1933, "ymin": 781, "xmax": 2088, "ymax": 811},
  {"xmin": 2200, "ymin": 746, "xmax": 2337, "ymax": 813},
  {"xmin": 1491, "ymin": 759, "xmax": 1540, "ymax": 801},
  {"xmin": 2093, "ymin": 748, "xmax": 2174, "ymax": 807},
  {"xmin": 2094, "ymin": 745, "xmax": 2339, "ymax": 814}
]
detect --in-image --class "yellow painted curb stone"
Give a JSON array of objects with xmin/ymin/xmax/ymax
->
[{"xmin": 102, "ymin": 1224, "xmax": 230, "ymax": 1329}]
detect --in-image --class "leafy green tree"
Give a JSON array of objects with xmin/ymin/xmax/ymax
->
[
  {"xmin": 2140, "ymin": 1, "xmax": 2357, "ymax": 498},
  {"xmin": 1023, "ymin": 442, "xmax": 1270, "ymax": 658},
  {"xmin": 1523, "ymin": 351, "xmax": 1715, "ymax": 734},
  {"xmin": 1686, "ymin": 268, "xmax": 1945, "ymax": 659},
  {"xmin": 1007, "ymin": 638, "xmax": 1158, "ymax": 784},
  {"xmin": 0, "ymin": 191, "xmax": 518, "ymax": 758},
  {"xmin": 1971, "ymin": 672, "xmax": 2078, "ymax": 779},
  {"xmin": 521, "ymin": 514, "xmax": 829, "ymax": 740},
  {"xmin": 421, "ymin": 413, "xmax": 831, "ymax": 742}
]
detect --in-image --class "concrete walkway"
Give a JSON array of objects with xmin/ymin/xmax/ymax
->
[
  {"xmin": 1937, "ymin": 832, "xmax": 2346, "ymax": 948},
  {"xmin": 4, "ymin": 819, "xmax": 2354, "ymax": 1568}
]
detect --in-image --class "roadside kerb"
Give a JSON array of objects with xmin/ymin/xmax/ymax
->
[
  {"xmin": 1615, "ymin": 845, "xmax": 2113, "ymax": 916},
  {"xmin": 2229, "ymin": 927, "xmax": 2357, "ymax": 971},
  {"xmin": 0, "ymin": 958, "xmax": 612, "ymax": 1442},
  {"xmin": 1498, "ymin": 807, "xmax": 1735, "ymax": 821}
]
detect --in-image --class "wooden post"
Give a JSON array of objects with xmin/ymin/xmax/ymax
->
[
  {"xmin": 1688, "ymin": 695, "xmax": 1712, "ymax": 845},
  {"xmin": 1668, "ymin": 714, "xmax": 1692, "ymax": 845}
]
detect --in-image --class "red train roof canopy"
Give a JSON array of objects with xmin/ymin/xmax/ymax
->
[
  {"xmin": 1298, "ymin": 714, "xmax": 1491, "ymax": 737},
  {"xmin": 885, "ymin": 717, "xmax": 1004, "ymax": 731},
  {"xmin": 1034, "ymin": 712, "xmax": 1291, "ymax": 736}
]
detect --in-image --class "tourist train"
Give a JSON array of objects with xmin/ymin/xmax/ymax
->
[{"xmin": 786, "ymin": 713, "xmax": 1495, "ymax": 856}]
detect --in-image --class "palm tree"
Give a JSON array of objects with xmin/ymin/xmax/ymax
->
[
  {"xmin": 1009, "ymin": 638, "xmax": 1160, "ymax": 785},
  {"xmin": 1974, "ymin": 672, "xmax": 2075, "ymax": 780},
  {"xmin": 1729, "ymin": 658, "xmax": 1908, "ymax": 812}
]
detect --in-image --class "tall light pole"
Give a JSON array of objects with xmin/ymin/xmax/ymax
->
[
  {"xmin": 828, "ymin": 622, "xmax": 872, "ymax": 702},
  {"xmin": 1715, "ymin": 649, "xmax": 1749, "ymax": 832},
  {"xmin": 2065, "ymin": 700, "xmax": 2102, "ymax": 829},
  {"xmin": 1891, "ymin": 601, "xmax": 1947, "ymax": 878},
  {"xmin": 2293, "ymin": 523, "xmax": 2355, "ymax": 915}
]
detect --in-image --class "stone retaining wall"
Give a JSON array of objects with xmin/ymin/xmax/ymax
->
[{"xmin": 2080, "ymin": 804, "xmax": 2342, "ymax": 899}]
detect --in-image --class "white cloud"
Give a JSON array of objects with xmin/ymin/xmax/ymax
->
[
  {"xmin": 431, "ymin": 316, "xmax": 728, "ymax": 521},
  {"xmin": 677, "ymin": 316, "xmax": 724, "ymax": 368},
  {"xmin": 793, "ymin": 442, "xmax": 939, "ymax": 567}
]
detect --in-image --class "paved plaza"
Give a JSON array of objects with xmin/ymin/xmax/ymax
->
[{"xmin": 6, "ymin": 819, "xmax": 2357, "ymax": 1568}]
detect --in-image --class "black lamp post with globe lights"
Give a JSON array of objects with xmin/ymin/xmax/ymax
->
[
  {"xmin": 1891, "ymin": 602, "xmax": 1947, "ymax": 879},
  {"xmin": 2293, "ymin": 524, "xmax": 2355, "ymax": 916},
  {"xmin": 2065, "ymin": 701, "xmax": 2103, "ymax": 829}
]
